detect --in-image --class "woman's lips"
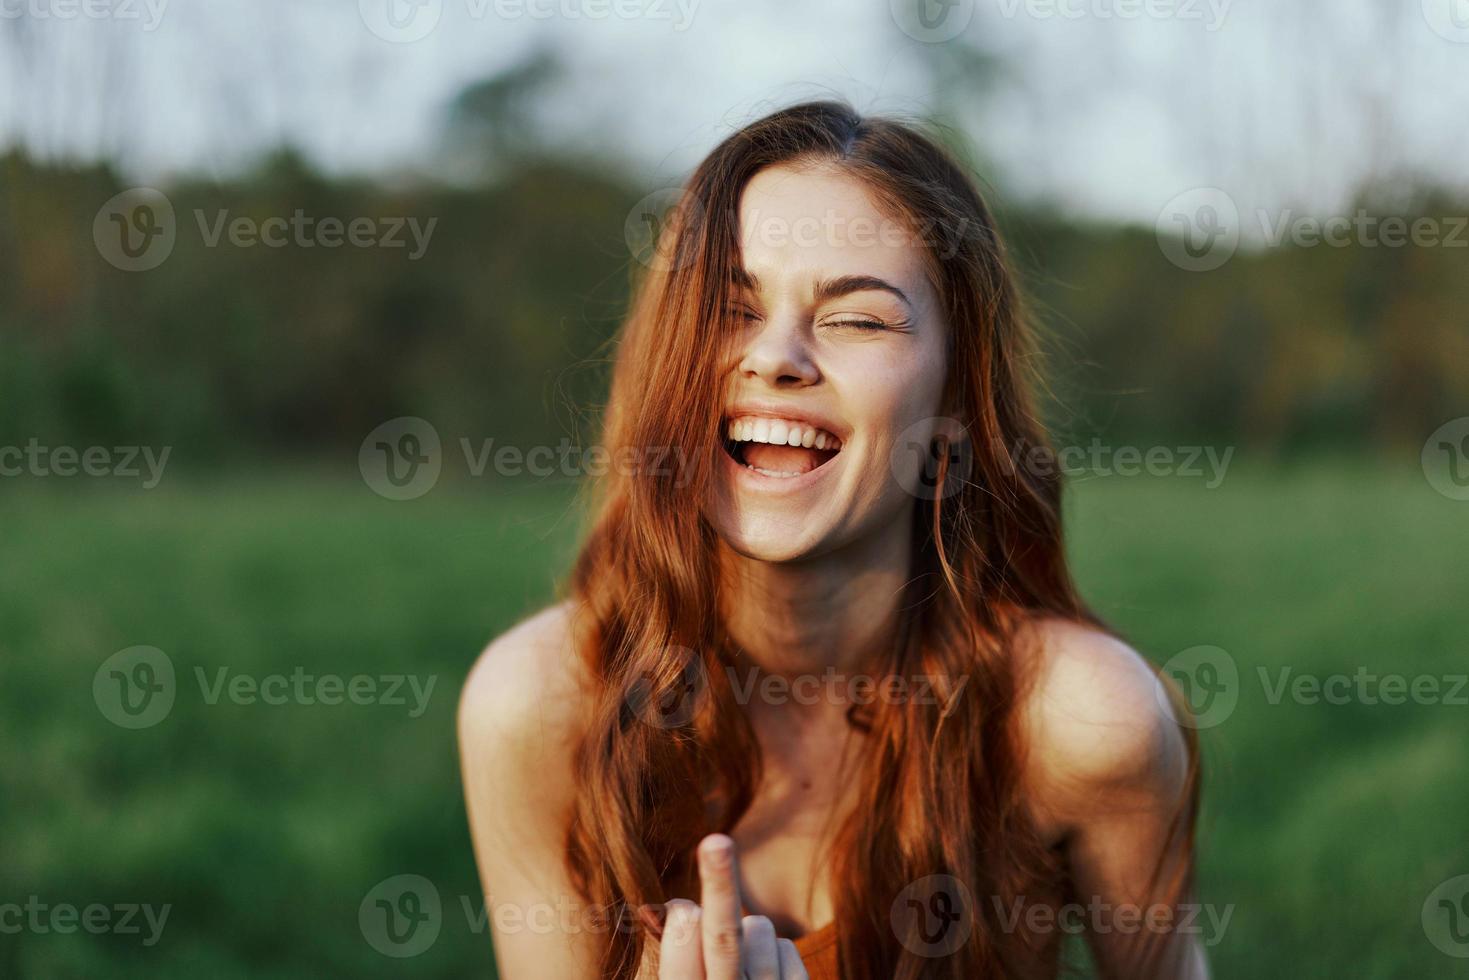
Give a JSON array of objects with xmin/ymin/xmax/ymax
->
[{"xmin": 723, "ymin": 414, "xmax": 843, "ymax": 479}]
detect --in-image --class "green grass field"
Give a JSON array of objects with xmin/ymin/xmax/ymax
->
[{"xmin": 2, "ymin": 458, "xmax": 1465, "ymax": 978}]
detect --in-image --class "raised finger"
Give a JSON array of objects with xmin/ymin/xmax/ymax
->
[{"xmin": 697, "ymin": 834, "xmax": 744, "ymax": 980}]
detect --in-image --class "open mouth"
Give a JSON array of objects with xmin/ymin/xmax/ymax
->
[{"xmin": 721, "ymin": 416, "xmax": 843, "ymax": 479}]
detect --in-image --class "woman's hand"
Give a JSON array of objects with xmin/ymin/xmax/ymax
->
[{"xmin": 644, "ymin": 834, "xmax": 809, "ymax": 980}]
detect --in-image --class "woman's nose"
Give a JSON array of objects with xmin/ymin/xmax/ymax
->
[{"xmin": 737, "ymin": 317, "xmax": 820, "ymax": 388}]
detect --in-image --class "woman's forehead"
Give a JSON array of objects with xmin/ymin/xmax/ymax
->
[{"xmin": 734, "ymin": 164, "xmax": 931, "ymax": 297}]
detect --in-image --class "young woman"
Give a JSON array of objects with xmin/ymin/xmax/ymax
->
[{"xmin": 459, "ymin": 101, "xmax": 1206, "ymax": 979}]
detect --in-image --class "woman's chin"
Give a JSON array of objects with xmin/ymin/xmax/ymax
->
[{"xmin": 711, "ymin": 518, "xmax": 830, "ymax": 564}]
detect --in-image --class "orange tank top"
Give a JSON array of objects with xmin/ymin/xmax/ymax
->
[{"xmin": 791, "ymin": 921, "xmax": 840, "ymax": 979}]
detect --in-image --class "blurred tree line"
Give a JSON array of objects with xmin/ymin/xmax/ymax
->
[
  {"xmin": 1, "ymin": 129, "xmax": 1465, "ymax": 464},
  {"xmin": 1007, "ymin": 195, "xmax": 1469, "ymax": 449},
  {"xmin": 0, "ymin": 146, "xmax": 630, "ymax": 463}
]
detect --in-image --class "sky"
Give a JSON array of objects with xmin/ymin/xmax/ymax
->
[{"xmin": 2, "ymin": 0, "xmax": 1467, "ymax": 227}]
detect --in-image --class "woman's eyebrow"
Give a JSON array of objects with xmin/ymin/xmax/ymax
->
[
  {"xmin": 730, "ymin": 268, "xmax": 912, "ymax": 309},
  {"xmin": 813, "ymin": 274, "xmax": 912, "ymax": 309}
]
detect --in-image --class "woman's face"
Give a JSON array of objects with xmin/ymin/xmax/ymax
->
[{"xmin": 707, "ymin": 163, "xmax": 950, "ymax": 563}]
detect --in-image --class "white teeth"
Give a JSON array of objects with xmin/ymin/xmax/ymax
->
[{"xmin": 724, "ymin": 416, "xmax": 841, "ymax": 451}]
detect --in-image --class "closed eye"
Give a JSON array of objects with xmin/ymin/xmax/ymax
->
[{"xmin": 825, "ymin": 315, "xmax": 912, "ymax": 333}]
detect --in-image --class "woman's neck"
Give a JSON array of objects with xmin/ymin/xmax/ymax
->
[{"xmin": 715, "ymin": 509, "xmax": 915, "ymax": 706}]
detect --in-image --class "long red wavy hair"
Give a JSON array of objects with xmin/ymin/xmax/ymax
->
[{"xmin": 562, "ymin": 100, "xmax": 1198, "ymax": 979}]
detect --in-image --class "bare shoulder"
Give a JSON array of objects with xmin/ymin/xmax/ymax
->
[
  {"xmin": 458, "ymin": 604, "xmax": 609, "ymax": 975},
  {"xmin": 457, "ymin": 601, "xmax": 595, "ymax": 806},
  {"xmin": 1016, "ymin": 617, "xmax": 1190, "ymax": 834}
]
